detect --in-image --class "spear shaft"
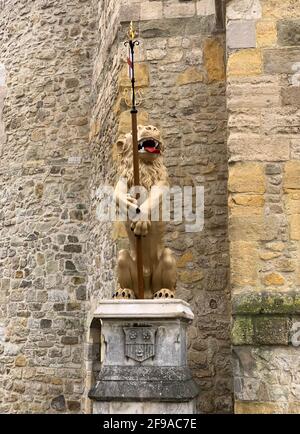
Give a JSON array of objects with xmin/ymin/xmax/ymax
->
[{"xmin": 127, "ymin": 29, "xmax": 144, "ymax": 300}]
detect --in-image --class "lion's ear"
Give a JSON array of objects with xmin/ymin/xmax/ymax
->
[{"xmin": 116, "ymin": 137, "xmax": 125, "ymax": 156}]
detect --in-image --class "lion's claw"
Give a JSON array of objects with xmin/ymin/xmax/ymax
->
[
  {"xmin": 153, "ymin": 288, "xmax": 175, "ymax": 299},
  {"xmin": 113, "ymin": 288, "xmax": 136, "ymax": 299}
]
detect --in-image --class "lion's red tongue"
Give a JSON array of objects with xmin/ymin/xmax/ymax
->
[{"xmin": 145, "ymin": 147, "xmax": 160, "ymax": 154}]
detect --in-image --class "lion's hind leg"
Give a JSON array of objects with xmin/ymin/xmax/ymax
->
[
  {"xmin": 114, "ymin": 249, "xmax": 138, "ymax": 299},
  {"xmin": 152, "ymin": 248, "xmax": 176, "ymax": 299}
]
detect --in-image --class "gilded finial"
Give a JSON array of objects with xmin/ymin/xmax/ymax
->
[{"xmin": 128, "ymin": 21, "xmax": 136, "ymax": 40}]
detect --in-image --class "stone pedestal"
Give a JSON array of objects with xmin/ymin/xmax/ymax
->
[{"xmin": 88, "ymin": 299, "xmax": 199, "ymax": 414}]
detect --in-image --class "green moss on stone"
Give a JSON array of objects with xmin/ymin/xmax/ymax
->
[
  {"xmin": 294, "ymin": 294, "xmax": 300, "ymax": 314},
  {"xmin": 232, "ymin": 316, "xmax": 254, "ymax": 345},
  {"xmin": 232, "ymin": 293, "xmax": 262, "ymax": 315},
  {"xmin": 261, "ymin": 293, "xmax": 294, "ymax": 314},
  {"xmin": 233, "ymin": 291, "xmax": 298, "ymax": 315},
  {"xmin": 253, "ymin": 316, "xmax": 289, "ymax": 346}
]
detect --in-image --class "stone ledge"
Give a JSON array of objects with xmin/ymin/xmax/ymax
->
[
  {"xmin": 232, "ymin": 291, "xmax": 300, "ymax": 315},
  {"xmin": 93, "ymin": 299, "xmax": 194, "ymax": 320},
  {"xmin": 232, "ymin": 315, "xmax": 294, "ymax": 346},
  {"xmin": 119, "ymin": 16, "xmax": 216, "ymax": 38}
]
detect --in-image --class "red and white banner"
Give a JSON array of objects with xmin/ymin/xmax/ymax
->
[{"xmin": 127, "ymin": 46, "xmax": 133, "ymax": 80}]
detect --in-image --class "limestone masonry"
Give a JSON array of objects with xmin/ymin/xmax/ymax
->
[{"xmin": 0, "ymin": 0, "xmax": 299, "ymax": 414}]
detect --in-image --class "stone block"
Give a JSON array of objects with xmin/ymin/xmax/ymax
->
[
  {"xmin": 231, "ymin": 194, "xmax": 264, "ymax": 208},
  {"xmin": 230, "ymin": 241, "xmax": 259, "ymax": 286},
  {"xmin": 228, "ymin": 49, "xmax": 262, "ymax": 77},
  {"xmin": 176, "ymin": 67, "xmax": 204, "ymax": 85},
  {"xmin": 203, "ymin": 38, "xmax": 225, "ymax": 82},
  {"xmin": 228, "ymin": 134, "xmax": 290, "ymax": 162},
  {"xmin": 291, "ymin": 138, "xmax": 300, "ymax": 160},
  {"xmin": 229, "ymin": 196, "xmax": 264, "ymax": 217},
  {"xmin": 227, "ymin": 81, "xmax": 280, "ymax": 110},
  {"xmin": 232, "ymin": 292, "xmax": 262, "ymax": 315},
  {"xmin": 196, "ymin": 0, "xmax": 215, "ymax": 16},
  {"xmin": 229, "ymin": 215, "xmax": 280, "ymax": 242},
  {"xmin": 227, "ymin": 0, "xmax": 262, "ymax": 20},
  {"xmin": 178, "ymin": 270, "xmax": 204, "ymax": 284},
  {"xmin": 163, "ymin": 0, "xmax": 196, "ymax": 19},
  {"xmin": 284, "ymin": 161, "xmax": 300, "ymax": 190},
  {"xmin": 227, "ymin": 20, "xmax": 256, "ymax": 49},
  {"xmin": 256, "ymin": 20, "xmax": 277, "ymax": 47},
  {"xmin": 229, "ymin": 215, "xmax": 263, "ymax": 241},
  {"xmin": 281, "ymin": 87, "xmax": 300, "ymax": 107},
  {"xmin": 262, "ymin": 272, "xmax": 285, "ymax": 287},
  {"xmin": 278, "ymin": 20, "xmax": 300, "ymax": 46},
  {"xmin": 231, "ymin": 317, "xmax": 254, "ymax": 345},
  {"xmin": 146, "ymin": 48, "xmax": 167, "ymax": 61},
  {"xmin": 228, "ymin": 112, "xmax": 261, "ymax": 134},
  {"xmin": 176, "ymin": 251, "xmax": 194, "ymax": 268},
  {"xmin": 139, "ymin": 16, "xmax": 215, "ymax": 39},
  {"xmin": 233, "ymin": 291, "xmax": 299, "ymax": 315},
  {"xmin": 139, "ymin": 18, "xmax": 183, "ymax": 38},
  {"xmin": 253, "ymin": 317, "xmax": 289, "ymax": 345},
  {"xmin": 284, "ymin": 190, "xmax": 300, "ymax": 214},
  {"xmin": 262, "ymin": 0, "xmax": 300, "ymax": 19},
  {"xmin": 186, "ymin": 47, "xmax": 203, "ymax": 65},
  {"xmin": 228, "ymin": 162, "xmax": 266, "ymax": 194},
  {"xmin": 259, "ymin": 251, "xmax": 280, "ymax": 260},
  {"xmin": 119, "ymin": 3, "xmax": 141, "ymax": 22},
  {"xmin": 289, "ymin": 215, "xmax": 300, "ymax": 240},
  {"xmin": 15, "ymin": 354, "xmax": 27, "ymax": 367},
  {"xmin": 264, "ymin": 49, "xmax": 300, "ymax": 74},
  {"xmin": 140, "ymin": 1, "xmax": 163, "ymax": 21},
  {"xmin": 261, "ymin": 108, "xmax": 300, "ymax": 136},
  {"xmin": 260, "ymin": 292, "xmax": 295, "ymax": 314}
]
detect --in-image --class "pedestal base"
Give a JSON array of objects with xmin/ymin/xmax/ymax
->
[
  {"xmin": 88, "ymin": 300, "xmax": 199, "ymax": 414},
  {"xmin": 93, "ymin": 400, "xmax": 196, "ymax": 414}
]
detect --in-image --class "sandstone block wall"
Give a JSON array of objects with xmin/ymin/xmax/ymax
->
[{"xmin": 227, "ymin": 0, "xmax": 300, "ymax": 414}]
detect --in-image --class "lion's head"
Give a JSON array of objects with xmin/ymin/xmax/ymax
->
[{"xmin": 116, "ymin": 125, "xmax": 169, "ymax": 190}]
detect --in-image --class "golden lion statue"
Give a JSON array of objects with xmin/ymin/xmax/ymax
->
[{"xmin": 113, "ymin": 125, "xmax": 176, "ymax": 299}]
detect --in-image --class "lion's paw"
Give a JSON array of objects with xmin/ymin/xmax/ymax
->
[
  {"xmin": 113, "ymin": 288, "xmax": 136, "ymax": 299},
  {"xmin": 131, "ymin": 220, "xmax": 151, "ymax": 237},
  {"xmin": 153, "ymin": 288, "xmax": 175, "ymax": 299}
]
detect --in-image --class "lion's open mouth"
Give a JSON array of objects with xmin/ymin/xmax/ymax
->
[{"xmin": 138, "ymin": 138, "xmax": 161, "ymax": 154}]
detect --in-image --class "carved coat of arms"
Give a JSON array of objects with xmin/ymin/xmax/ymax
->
[{"xmin": 123, "ymin": 326, "xmax": 157, "ymax": 362}]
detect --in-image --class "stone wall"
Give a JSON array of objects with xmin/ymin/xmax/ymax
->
[
  {"xmin": 84, "ymin": 0, "xmax": 121, "ymax": 413},
  {"xmin": 3, "ymin": 0, "xmax": 300, "ymax": 415},
  {"xmin": 88, "ymin": 0, "xmax": 232, "ymax": 413},
  {"xmin": 0, "ymin": 0, "xmax": 233, "ymax": 414},
  {"xmin": 226, "ymin": 0, "xmax": 300, "ymax": 414},
  {"xmin": 0, "ymin": 0, "xmax": 96, "ymax": 413}
]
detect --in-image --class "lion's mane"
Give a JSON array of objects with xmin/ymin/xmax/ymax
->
[{"xmin": 117, "ymin": 127, "xmax": 169, "ymax": 191}]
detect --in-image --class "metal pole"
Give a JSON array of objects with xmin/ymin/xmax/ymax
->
[{"xmin": 126, "ymin": 25, "xmax": 144, "ymax": 299}]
